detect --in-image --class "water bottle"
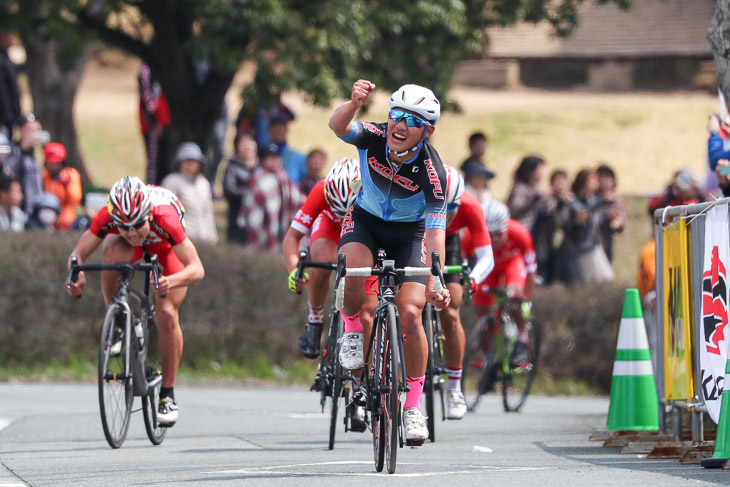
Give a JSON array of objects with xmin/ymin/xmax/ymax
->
[{"xmin": 134, "ymin": 319, "xmax": 145, "ymax": 352}]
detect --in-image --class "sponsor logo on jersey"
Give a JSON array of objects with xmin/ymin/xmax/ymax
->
[
  {"xmin": 424, "ymin": 159, "xmax": 444, "ymax": 199},
  {"xmin": 362, "ymin": 122, "xmax": 385, "ymax": 137},
  {"xmin": 340, "ymin": 207, "xmax": 355, "ymax": 236},
  {"xmin": 367, "ymin": 157, "xmax": 419, "ymax": 192}
]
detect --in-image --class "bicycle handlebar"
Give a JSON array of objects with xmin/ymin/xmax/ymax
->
[
  {"xmin": 334, "ymin": 251, "xmax": 445, "ymax": 311},
  {"xmin": 67, "ymin": 255, "xmax": 164, "ymax": 298},
  {"xmin": 295, "ymin": 250, "xmax": 338, "ymax": 295}
]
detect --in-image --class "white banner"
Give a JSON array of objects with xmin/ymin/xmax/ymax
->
[{"xmin": 700, "ymin": 203, "xmax": 730, "ymax": 423}]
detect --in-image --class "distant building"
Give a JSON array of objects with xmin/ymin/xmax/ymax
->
[{"xmin": 454, "ymin": 0, "xmax": 715, "ymax": 91}]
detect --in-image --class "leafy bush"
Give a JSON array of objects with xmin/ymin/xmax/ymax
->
[{"xmin": 0, "ymin": 232, "xmax": 628, "ymax": 392}]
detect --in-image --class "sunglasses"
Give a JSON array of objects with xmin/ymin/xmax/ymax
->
[
  {"xmin": 118, "ymin": 220, "xmax": 146, "ymax": 232},
  {"xmin": 388, "ymin": 109, "xmax": 430, "ymax": 129}
]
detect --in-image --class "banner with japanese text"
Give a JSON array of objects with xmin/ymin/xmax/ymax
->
[
  {"xmin": 700, "ymin": 203, "xmax": 730, "ymax": 423},
  {"xmin": 663, "ymin": 219, "xmax": 694, "ymax": 400}
]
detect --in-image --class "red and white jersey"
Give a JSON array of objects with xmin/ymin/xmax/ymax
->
[
  {"xmin": 90, "ymin": 186, "xmax": 187, "ymax": 247},
  {"xmin": 463, "ymin": 219, "xmax": 536, "ymax": 273},
  {"xmin": 446, "ymin": 191, "xmax": 491, "ymax": 248},
  {"xmin": 290, "ymin": 179, "xmax": 337, "ymax": 234}
]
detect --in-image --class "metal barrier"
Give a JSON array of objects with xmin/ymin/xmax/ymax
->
[{"xmin": 653, "ymin": 198, "xmax": 729, "ymax": 444}]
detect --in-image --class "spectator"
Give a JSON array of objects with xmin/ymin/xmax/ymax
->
[
  {"xmin": 594, "ymin": 163, "xmax": 626, "ymax": 262},
  {"xmin": 460, "ymin": 131, "xmax": 489, "ymax": 174},
  {"xmin": 161, "ymin": 142, "xmax": 219, "ymax": 244},
  {"xmin": 206, "ymin": 99, "xmax": 229, "ymax": 193},
  {"xmin": 268, "ymin": 115, "xmax": 307, "ymax": 184},
  {"xmin": 235, "ymin": 74, "xmax": 296, "ymax": 145},
  {"xmin": 464, "ymin": 163, "xmax": 495, "ymax": 205},
  {"xmin": 138, "ymin": 64, "xmax": 171, "ymax": 184},
  {"xmin": 506, "ymin": 155, "xmax": 546, "ymax": 231},
  {"xmin": 298, "ymin": 148, "xmax": 327, "ymax": 196},
  {"xmin": 0, "ymin": 31, "xmax": 20, "ymax": 138},
  {"xmin": 70, "ymin": 188, "xmax": 109, "ymax": 231},
  {"xmin": 223, "ymin": 131, "xmax": 258, "ymax": 244},
  {"xmin": 0, "ymin": 132, "xmax": 12, "ymax": 174},
  {"xmin": 41, "ymin": 142, "xmax": 82, "ymax": 230},
  {"xmin": 647, "ymin": 168, "xmax": 706, "ymax": 216},
  {"xmin": 533, "ymin": 169, "xmax": 572, "ymax": 284},
  {"xmin": 0, "ymin": 173, "xmax": 24, "ymax": 232},
  {"xmin": 25, "ymin": 192, "xmax": 60, "ymax": 230},
  {"xmin": 5, "ymin": 113, "xmax": 45, "ymax": 216},
  {"xmin": 637, "ymin": 231, "xmax": 658, "ymax": 373},
  {"xmin": 238, "ymin": 143, "xmax": 303, "ymax": 252}
]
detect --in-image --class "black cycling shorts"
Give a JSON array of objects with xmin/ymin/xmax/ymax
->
[
  {"xmin": 339, "ymin": 205, "xmax": 427, "ymax": 284},
  {"xmin": 444, "ymin": 233, "xmax": 462, "ymax": 284}
]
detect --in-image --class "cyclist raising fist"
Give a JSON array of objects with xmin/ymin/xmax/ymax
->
[
  {"xmin": 66, "ymin": 176, "xmax": 205, "ymax": 427},
  {"xmin": 329, "ymin": 79, "xmax": 450, "ymax": 444}
]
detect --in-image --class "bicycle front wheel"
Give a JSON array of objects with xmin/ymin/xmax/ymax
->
[
  {"xmin": 462, "ymin": 315, "xmax": 497, "ymax": 412},
  {"xmin": 329, "ymin": 313, "xmax": 344, "ymax": 450},
  {"xmin": 384, "ymin": 304, "xmax": 400, "ymax": 474},
  {"xmin": 371, "ymin": 309, "xmax": 386, "ymax": 472},
  {"xmin": 98, "ymin": 305, "xmax": 133, "ymax": 449},
  {"xmin": 502, "ymin": 318, "xmax": 542, "ymax": 412},
  {"xmin": 142, "ymin": 318, "xmax": 166, "ymax": 445},
  {"xmin": 423, "ymin": 304, "xmax": 436, "ymax": 442}
]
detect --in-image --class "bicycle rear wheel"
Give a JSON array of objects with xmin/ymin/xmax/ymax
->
[
  {"xmin": 423, "ymin": 304, "xmax": 437, "ymax": 442},
  {"xmin": 502, "ymin": 318, "xmax": 542, "ymax": 412},
  {"xmin": 383, "ymin": 303, "xmax": 400, "ymax": 474},
  {"xmin": 142, "ymin": 317, "xmax": 166, "ymax": 445},
  {"xmin": 462, "ymin": 315, "xmax": 498, "ymax": 412},
  {"xmin": 328, "ymin": 313, "xmax": 344, "ymax": 450},
  {"xmin": 98, "ymin": 305, "xmax": 133, "ymax": 449}
]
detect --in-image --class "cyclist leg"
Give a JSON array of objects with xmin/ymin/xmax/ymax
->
[
  {"xmin": 298, "ymin": 234, "xmax": 337, "ymax": 358},
  {"xmin": 100, "ymin": 234, "xmax": 136, "ymax": 305},
  {"xmin": 338, "ymin": 241, "xmax": 372, "ymax": 369}
]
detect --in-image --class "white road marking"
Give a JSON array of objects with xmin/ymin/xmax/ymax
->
[
  {"xmin": 287, "ymin": 413, "xmax": 328, "ymax": 419},
  {"xmin": 472, "ymin": 445, "xmax": 493, "ymax": 453},
  {"xmin": 204, "ymin": 461, "xmax": 547, "ymax": 477},
  {"xmin": 0, "ymin": 419, "xmax": 10, "ymax": 431}
]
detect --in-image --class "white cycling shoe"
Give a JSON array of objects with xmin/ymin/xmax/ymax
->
[
  {"xmin": 403, "ymin": 407, "xmax": 428, "ymax": 445},
  {"xmin": 338, "ymin": 332, "xmax": 364, "ymax": 370},
  {"xmin": 446, "ymin": 390, "xmax": 467, "ymax": 420}
]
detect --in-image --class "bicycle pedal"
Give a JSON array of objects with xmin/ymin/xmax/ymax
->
[{"xmin": 405, "ymin": 438, "xmax": 425, "ymax": 447}]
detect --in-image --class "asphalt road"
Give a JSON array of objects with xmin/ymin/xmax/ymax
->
[{"xmin": 0, "ymin": 383, "xmax": 728, "ymax": 486}]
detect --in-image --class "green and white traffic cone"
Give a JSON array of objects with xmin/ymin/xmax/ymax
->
[
  {"xmin": 702, "ymin": 359, "xmax": 730, "ymax": 468},
  {"xmin": 606, "ymin": 288, "xmax": 659, "ymax": 431}
]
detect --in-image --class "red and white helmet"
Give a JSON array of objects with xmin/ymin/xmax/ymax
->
[
  {"xmin": 389, "ymin": 84, "xmax": 441, "ymax": 125},
  {"xmin": 445, "ymin": 165, "xmax": 464, "ymax": 210},
  {"xmin": 107, "ymin": 176, "xmax": 151, "ymax": 226},
  {"xmin": 324, "ymin": 158, "xmax": 361, "ymax": 219}
]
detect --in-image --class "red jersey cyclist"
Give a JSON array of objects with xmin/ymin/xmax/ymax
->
[
  {"xmin": 440, "ymin": 165, "xmax": 494, "ymax": 419},
  {"xmin": 462, "ymin": 199, "xmax": 536, "ymax": 367},
  {"xmin": 66, "ymin": 176, "xmax": 205, "ymax": 427},
  {"xmin": 282, "ymin": 157, "xmax": 361, "ymax": 358},
  {"xmin": 329, "ymin": 79, "xmax": 450, "ymax": 444}
]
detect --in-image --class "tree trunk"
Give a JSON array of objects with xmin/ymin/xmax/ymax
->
[
  {"xmin": 22, "ymin": 39, "xmax": 95, "ymax": 187},
  {"xmin": 709, "ymin": 2, "xmax": 730, "ymax": 114}
]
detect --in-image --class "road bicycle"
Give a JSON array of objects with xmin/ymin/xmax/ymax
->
[
  {"xmin": 461, "ymin": 288, "xmax": 542, "ymax": 413},
  {"xmin": 67, "ymin": 253, "xmax": 167, "ymax": 449},
  {"xmin": 294, "ymin": 250, "xmax": 356, "ymax": 450},
  {"xmin": 421, "ymin": 262, "xmax": 471, "ymax": 442},
  {"xmin": 334, "ymin": 249, "xmax": 445, "ymax": 474}
]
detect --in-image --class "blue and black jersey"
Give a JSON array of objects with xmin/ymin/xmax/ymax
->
[{"xmin": 339, "ymin": 121, "xmax": 448, "ymax": 230}]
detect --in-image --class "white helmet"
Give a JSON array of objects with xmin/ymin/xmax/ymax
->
[
  {"xmin": 484, "ymin": 199, "xmax": 510, "ymax": 234},
  {"xmin": 324, "ymin": 158, "xmax": 361, "ymax": 219},
  {"xmin": 445, "ymin": 165, "xmax": 464, "ymax": 210},
  {"xmin": 108, "ymin": 176, "xmax": 151, "ymax": 227},
  {"xmin": 389, "ymin": 84, "xmax": 440, "ymax": 125}
]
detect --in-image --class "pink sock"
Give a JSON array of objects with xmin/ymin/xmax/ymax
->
[
  {"xmin": 404, "ymin": 376, "xmax": 425, "ymax": 411},
  {"xmin": 342, "ymin": 311, "xmax": 363, "ymax": 333}
]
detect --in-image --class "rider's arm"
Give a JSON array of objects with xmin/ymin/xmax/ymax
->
[
  {"xmin": 470, "ymin": 244, "xmax": 494, "ymax": 284},
  {"xmin": 167, "ymin": 238, "xmax": 205, "ymax": 290},
  {"xmin": 68, "ymin": 229, "xmax": 103, "ymax": 267},
  {"xmin": 524, "ymin": 271, "xmax": 536, "ymax": 302},
  {"xmin": 282, "ymin": 226, "xmax": 306, "ymax": 273},
  {"xmin": 329, "ymin": 79, "xmax": 375, "ymax": 137}
]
